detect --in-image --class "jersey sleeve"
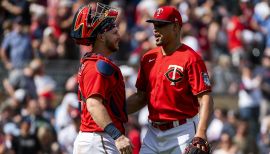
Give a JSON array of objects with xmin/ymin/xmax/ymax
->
[
  {"xmin": 187, "ymin": 60, "xmax": 211, "ymax": 95},
  {"xmin": 135, "ymin": 59, "xmax": 147, "ymax": 92},
  {"xmin": 82, "ymin": 60, "xmax": 115, "ymax": 101}
]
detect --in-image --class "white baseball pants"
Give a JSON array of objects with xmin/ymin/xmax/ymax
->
[
  {"xmin": 73, "ymin": 131, "xmax": 119, "ymax": 154},
  {"xmin": 140, "ymin": 115, "xmax": 199, "ymax": 154}
]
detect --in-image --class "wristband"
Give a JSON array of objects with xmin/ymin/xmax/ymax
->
[{"xmin": 104, "ymin": 123, "xmax": 122, "ymax": 140}]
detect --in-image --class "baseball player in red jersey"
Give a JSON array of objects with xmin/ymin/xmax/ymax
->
[
  {"xmin": 127, "ymin": 6, "xmax": 214, "ymax": 154},
  {"xmin": 70, "ymin": 2, "xmax": 132, "ymax": 154}
]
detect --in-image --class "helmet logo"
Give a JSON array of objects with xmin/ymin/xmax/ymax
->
[{"xmin": 156, "ymin": 8, "xmax": 163, "ymax": 16}]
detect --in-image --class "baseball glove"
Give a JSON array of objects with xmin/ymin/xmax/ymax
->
[{"xmin": 184, "ymin": 137, "xmax": 211, "ymax": 154}]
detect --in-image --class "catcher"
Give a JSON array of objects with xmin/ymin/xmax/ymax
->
[
  {"xmin": 126, "ymin": 5, "xmax": 213, "ymax": 154},
  {"xmin": 71, "ymin": 2, "xmax": 132, "ymax": 154}
]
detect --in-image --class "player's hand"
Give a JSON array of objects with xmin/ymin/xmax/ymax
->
[
  {"xmin": 115, "ymin": 135, "xmax": 132, "ymax": 154},
  {"xmin": 194, "ymin": 134, "xmax": 208, "ymax": 151},
  {"xmin": 4, "ymin": 62, "xmax": 12, "ymax": 70},
  {"xmin": 1, "ymin": 0, "xmax": 9, "ymax": 8}
]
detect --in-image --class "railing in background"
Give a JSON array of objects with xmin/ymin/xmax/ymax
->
[
  {"xmin": 0, "ymin": 60, "xmax": 80, "ymax": 92},
  {"xmin": 0, "ymin": 60, "xmax": 239, "ymax": 110}
]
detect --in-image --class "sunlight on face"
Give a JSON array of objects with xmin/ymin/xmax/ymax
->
[{"xmin": 104, "ymin": 26, "xmax": 120, "ymax": 52}]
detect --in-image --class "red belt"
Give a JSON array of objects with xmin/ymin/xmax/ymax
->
[{"xmin": 150, "ymin": 119, "xmax": 187, "ymax": 131}]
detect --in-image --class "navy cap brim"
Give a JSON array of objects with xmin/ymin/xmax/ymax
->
[{"xmin": 146, "ymin": 19, "xmax": 172, "ymax": 23}]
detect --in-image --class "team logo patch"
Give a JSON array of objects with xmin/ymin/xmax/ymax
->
[
  {"xmin": 165, "ymin": 65, "xmax": 184, "ymax": 86},
  {"xmin": 202, "ymin": 72, "xmax": 211, "ymax": 86}
]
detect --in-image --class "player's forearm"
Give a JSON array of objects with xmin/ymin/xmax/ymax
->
[
  {"xmin": 1, "ymin": 48, "xmax": 9, "ymax": 64},
  {"xmin": 1, "ymin": 48, "xmax": 13, "ymax": 70},
  {"xmin": 126, "ymin": 91, "xmax": 147, "ymax": 114},
  {"xmin": 87, "ymin": 96, "xmax": 124, "ymax": 140},
  {"xmin": 2, "ymin": 1, "xmax": 23, "ymax": 15},
  {"xmin": 2, "ymin": 79, "xmax": 15, "ymax": 96},
  {"xmin": 196, "ymin": 93, "xmax": 214, "ymax": 139},
  {"xmin": 86, "ymin": 96, "xmax": 112, "ymax": 128}
]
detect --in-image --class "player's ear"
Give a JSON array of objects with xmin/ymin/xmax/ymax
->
[
  {"xmin": 173, "ymin": 23, "xmax": 179, "ymax": 30},
  {"xmin": 173, "ymin": 23, "xmax": 181, "ymax": 33}
]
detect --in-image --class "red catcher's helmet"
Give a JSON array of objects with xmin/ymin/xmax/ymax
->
[{"xmin": 70, "ymin": 2, "xmax": 118, "ymax": 46}]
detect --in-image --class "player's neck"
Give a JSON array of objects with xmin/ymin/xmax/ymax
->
[
  {"xmin": 161, "ymin": 42, "xmax": 182, "ymax": 56},
  {"xmin": 92, "ymin": 44, "xmax": 112, "ymax": 58}
]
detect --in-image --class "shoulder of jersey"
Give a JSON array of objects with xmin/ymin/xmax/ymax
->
[
  {"xmin": 146, "ymin": 47, "xmax": 160, "ymax": 55},
  {"xmin": 141, "ymin": 47, "xmax": 160, "ymax": 59},
  {"xmin": 96, "ymin": 60, "xmax": 115, "ymax": 76},
  {"xmin": 181, "ymin": 44, "xmax": 202, "ymax": 61}
]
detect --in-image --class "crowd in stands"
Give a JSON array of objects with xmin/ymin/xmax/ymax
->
[{"xmin": 1, "ymin": 0, "xmax": 270, "ymax": 153}]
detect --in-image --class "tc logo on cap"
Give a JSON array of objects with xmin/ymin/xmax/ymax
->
[{"xmin": 156, "ymin": 8, "xmax": 164, "ymax": 16}]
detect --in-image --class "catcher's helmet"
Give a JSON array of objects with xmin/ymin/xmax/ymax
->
[{"xmin": 70, "ymin": 2, "xmax": 118, "ymax": 46}]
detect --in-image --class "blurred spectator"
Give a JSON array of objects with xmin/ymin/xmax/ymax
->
[
  {"xmin": 3, "ymin": 121, "xmax": 20, "ymax": 154},
  {"xmin": 58, "ymin": 108, "xmax": 80, "ymax": 154},
  {"xmin": 232, "ymin": 119, "xmax": 257, "ymax": 154},
  {"xmin": 213, "ymin": 132, "xmax": 239, "ymax": 154},
  {"xmin": 56, "ymin": 0, "xmax": 74, "ymax": 33},
  {"xmin": 39, "ymin": 27, "xmax": 58, "ymax": 59},
  {"xmin": 119, "ymin": 65, "xmax": 137, "ymax": 97},
  {"xmin": 207, "ymin": 108, "xmax": 226, "ymax": 143},
  {"xmin": 138, "ymin": 106, "xmax": 149, "ymax": 143},
  {"xmin": 259, "ymin": 115, "xmax": 270, "ymax": 154},
  {"xmin": 226, "ymin": 3, "xmax": 247, "ymax": 67},
  {"xmin": 29, "ymin": 3, "xmax": 48, "ymax": 58},
  {"xmin": 65, "ymin": 74, "xmax": 78, "ymax": 93},
  {"xmin": 0, "ymin": 129, "xmax": 12, "ymax": 154},
  {"xmin": 29, "ymin": 2, "xmax": 47, "ymax": 40},
  {"xmin": 54, "ymin": 93, "xmax": 79, "ymax": 132},
  {"xmin": 23, "ymin": 99, "xmax": 54, "ymax": 136},
  {"xmin": 36, "ymin": 125, "xmax": 58, "ymax": 154},
  {"xmin": 126, "ymin": 115, "xmax": 141, "ymax": 154},
  {"xmin": 0, "ymin": 17, "xmax": 33, "ymax": 70},
  {"xmin": 47, "ymin": 0, "xmax": 61, "ymax": 38},
  {"xmin": 3, "ymin": 66, "xmax": 37, "ymax": 100},
  {"xmin": 212, "ymin": 54, "xmax": 239, "ymax": 95},
  {"xmin": 0, "ymin": 89, "xmax": 27, "ymax": 123},
  {"xmin": 258, "ymin": 49, "xmax": 270, "ymax": 121},
  {"xmin": 238, "ymin": 63, "xmax": 261, "ymax": 140},
  {"xmin": 56, "ymin": 32, "xmax": 80, "ymax": 59},
  {"xmin": 11, "ymin": 118, "xmax": 41, "ymax": 154},
  {"xmin": 208, "ymin": 11, "xmax": 229, "ymax": 62},
  {"xmin": 207, "ymin": 108, "xmax": 235, "ymax": 144},
  {"xmin": 112, "ymin": 1, "xmax": 133, "ymax": 62},
  {"xmin": 182, "ymin": 35, "xmax": 200, "ymax": 53},
  {"xmin": 135, "ymin": 0, "xmax": 157, "ymax": 25},
  {"xmin": 29, "ymin": 58, "xmax": 56, "ymax": 98},
  {"xmin": 1, "ymin": 0, "xmax": 31, "ymax": 25},
  {"xmin": 32, "ymin": 59, "xmax": 53, "ymax": 86},
  {"xmin": 237, "ymin": 64, "xmax": 261, "ymax": 153},
  {"xmin": 252, "ymin": 2, "xmax": 270, "ymax": 52}
]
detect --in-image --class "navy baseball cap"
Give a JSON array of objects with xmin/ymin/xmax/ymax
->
[{"xmin": 146, "ymin": 6, "xmax": 182, "ymax": 26}]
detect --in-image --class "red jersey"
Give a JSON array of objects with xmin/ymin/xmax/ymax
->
[
  {"xmin": 77, "ymin": 53, "xmax": 128, "ymax": 133},
  {"xmin": 227, "ymin": 16, "xmax": 245, "ymax": 52},
  {"xmin": 136, "ymin": 44, "xmax": 211, "ymax": 121}
]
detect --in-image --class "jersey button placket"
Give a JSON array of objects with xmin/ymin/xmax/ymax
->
[{"xmin": 154, "ymin": 56, "xmax": 164, "ymax": 108}]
